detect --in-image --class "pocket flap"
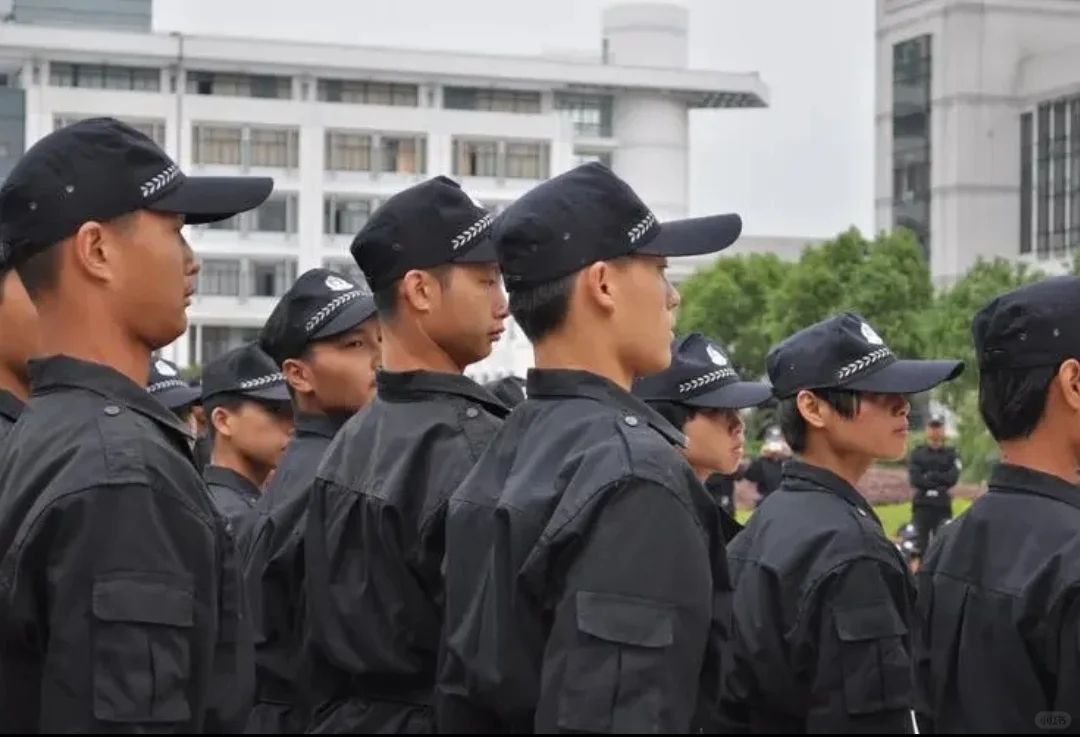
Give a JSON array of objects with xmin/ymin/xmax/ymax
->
[
  {"xmin": 834, "ymin": 601, "xmax": 907, "ymax": 643},
  {"xmin": 575, "ymin": 590, "xmax": 674, "ymax": 648},
  {"xmin": 92, "ymin": 577, "xmax": 194, "ymax": 627}
]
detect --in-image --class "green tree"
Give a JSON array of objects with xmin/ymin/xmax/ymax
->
[
  {"xmin": 676, "ymin": 252, "xmax": 792, "ymax": 378},
  {"xmin": 764, "ymin": 227, "xmax": 933, "ymax": 358},
  {"xmin": 922, "ymin": 257, "xmax": 1044, "ymax": 407}
]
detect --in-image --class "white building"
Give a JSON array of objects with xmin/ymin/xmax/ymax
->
[
  {"xmin": 876, "ymin": 0, "xmax": 1080, "ymax": 283},
  {"xmin": 0, "ymin": 0, "xmax": 770, "ymax": 380}
]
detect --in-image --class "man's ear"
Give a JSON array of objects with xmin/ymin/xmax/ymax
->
[
  {"xmin": 796, "ymin": 389, "xmax": 828, "ymax": 430},
  {"xmin": 399, "ymin": 269, "xmax": 441, "ymax": 314},
  {"xmin": 70, "ymin": 220, "xmax": 117, "ymax": 285},
  {"xmin": 281, "ymin": 357, "xmax": 312, "ymax": 397},
  {"xmin": 1056, "ymin": 358, "xmax": 1080, "ymax": 413},
  {"xmin": 579, "ymin": 260, "xmax": 618, "ymax": 315},
  {"xmin": 209, "ymin": 405, "xmax": 233, "ymax": 439}
]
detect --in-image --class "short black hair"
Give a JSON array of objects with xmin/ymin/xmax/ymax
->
[
  {"xmin": 978, "ymin": 366, "xmax": 1057, "ymax": 442},
  {"xmin": 372, "ymin": 264, "xmax": 452, "ymax": 321},
  {"xmin": 508, "ymin": 272, "xmax": 576, "ymax": 343},
  {"xmin": 14, "ymin": 242, "xmax": 62, "ymax": 301},
  {"xmin": 776, "ymin": 388, "xmax": 860, "ymax": 453},
  {"xmin": 646, "ymin": 399, "xmax": 697, "ymax": 432}
]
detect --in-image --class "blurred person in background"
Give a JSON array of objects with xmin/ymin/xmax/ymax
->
[
  {"xmin": 633, "ymin": 333, "xmax": 771, "ymax": 542},
  {"xmin": 0, "ymin": 266, "xmax": 40, "ymax": 444},
  {"xmin": 241, "ymin": 268, "xmax": 380, "ymax": 734},
  {"xmin": 742, "ymin": 425, "xmax": 789, "ymax": 507},
  {"xmin": 201, "ymin": 342, "xmax": 293, "ymax": 527},
  {"xmin": 147, "ymin": 355, "xmax": 202, "ymax": 433},
  {"xmin": 907, "ymin": 414, "xmax": 960, "ymax": 554}
]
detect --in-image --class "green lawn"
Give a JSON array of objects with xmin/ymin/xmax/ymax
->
[{"xmin": 736, "ymin": 497, "xmax": 974, "ymax": 534}]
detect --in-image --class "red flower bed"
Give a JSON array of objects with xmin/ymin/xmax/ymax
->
[{"xmin": 734, "ymin": 465, "xmax": 985, "ymax": 511}]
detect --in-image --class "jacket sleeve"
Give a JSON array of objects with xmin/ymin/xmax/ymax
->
[
  {"xmin": 913, "ymin": 568, "xmax": 936, "ymax": 734},
  {"xmin": 7, "ymin": 483, "xmax": 212, "ymax": 733},
  {"xmin": 806, "ymin": 557, "xmax": 914, "ymax": 733},
  {"xmin": 534, "ymin": 479, "xmax": 714, "ymax": 734}
]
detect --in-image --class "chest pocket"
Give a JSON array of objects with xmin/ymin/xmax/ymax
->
[
  {"xmin": 557, "ymin": 590, "xmax": 676, "ymax": 733},
  {"xmin": 91, "ymin": 576, "xmax": 194, "ymax": 724},
  {"xmin": 833, "ymin": 601, "xmax": 912, "ymax": 715}
]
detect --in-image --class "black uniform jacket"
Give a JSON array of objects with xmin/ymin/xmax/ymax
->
[
  {"xmin": 720, "ymin": 461, "xmax": 916, "ymax": 733},
  {"xmin": 205, "ymin": 464, "xmax": 261, "ymax": 528},
  {"xmin": 0, "ymin": 389, "xmax": 23, "ymax": 447},
  {"xmin": 303, "ymin": 370, "xmax": 508, "ymax": 733},
  {"xmin": 0, "ymin": 355, "xmax": 252, "ymax": 733},
  {"xmin": 915, "ymin": 463, "xmax": 1080, "ymax": 734},
  {"xmin": 908, "ymin": 444, "xmax": 960, "ymax": 507},
  {"xmin": 438, "ymin": 369, "xmax": 734, "ymax": 734},
  {"xmin": 240, "ymin": 412, "xmax": 348, "ymax": 734}
]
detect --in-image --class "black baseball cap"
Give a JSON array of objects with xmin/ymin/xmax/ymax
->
[
  {"xmin": 491, "ymin": 162, "xmax": 742, "ymax": 290},
  {"xmin": 350, "ymin": 176, "xmax": 496, "ymax": 291},
  {"xmin": 973, "ymin": 275, "xmax": 1080, "ymax": 371},
  {"xmin": 767, "ymin": 312, "xmax": 964, "ymax": 399},
  {"xmin": 147, "ymin": 357, "xmax": 200, "ymax": 411},
  {"xmin": 260, "ymin": 268, "xmax": 377, "ymax": 366},
  {"xmin": 633, "ymin": 333, "xmax": 772, "ymax": 410},
  {"xmin": 0, "ymin": 117, "xmax": 273, "ymax": 266},
  {"xmin": 201, "ymin": 343, "xmax": 290, "ymax": 404}
]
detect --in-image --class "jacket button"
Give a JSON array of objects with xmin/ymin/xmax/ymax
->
[
  {"xmin": 624, "ymin": 415, "xmax": 639, "ymax": 427},
  {"xmin": 465, "ymin": 407, "xmax": 479, "ymax": 419},
  {"xmin": 103, "ymin": 405, "xmax": 121, "ymax": 416}
]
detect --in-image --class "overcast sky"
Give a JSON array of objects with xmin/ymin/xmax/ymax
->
[{"xmin": 153, "ymin": 0, "xmax": 875, "ymax": 239}]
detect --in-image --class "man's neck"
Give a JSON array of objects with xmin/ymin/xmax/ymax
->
[
  {"xmin": 0, "ymin": 365, "xmax": 29, "ymax": 402},
  {"xmin": 39, "ymin": 314, "xmax": 151, "ymax": 386},
  {"xmin": 210, "ymin": 447, "xmax": 269, "ymax": 489},
  {"xmin": 532, "ymin": 334, "xmax": 632, "ymax": 390},
  {"xmin": 380, "ymin": 324, "xmax": 463, "ymax": 375},
  {"xmin": 799, "ymin": 442, "xmax": 873, "ymax": 488},
  {"xmin": 998, "ymin": 435, "xmax": 1080, "ymax": 485}
]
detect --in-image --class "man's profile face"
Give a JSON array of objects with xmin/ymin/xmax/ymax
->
[{"xmin": 926, "ymin": 422, "xmax": 945, "ymax": 445}]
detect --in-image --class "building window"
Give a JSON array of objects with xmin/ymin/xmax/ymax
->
[
  {"xmin": 891, "ymin": 34, "xmax": 932, "ymax": 260},
  {"xmin": 317, "ymin": 79, "xmax": 418, "ymax": 107},
  {"xmin": 252, "ymin": 193, "xmax": 297, "ymax": 234},
  {"xmin": 192, "ymin": 124, "xmax": 243, "ymax": 166},
  {"xmin": 325, "ymin": 131, "xmax": 373, "ymax": 172},
  {"xmin": 250, "ymin": 259, "xmax": 297, "ymax": 297},
  {"xmin": 1027, "ymin": 95, "xmax": 1080, "ymax": 259},
  {"xmin": 186, "ymin": 71, "xmax": 291, "ymax": 99},
  {"xmin": 324, "ymin": 196, "xmax": 373, "ymax": 235},
  {"xmin": 199, "ymin": 325, "xmax": 262, "ymax": 364},
  {"xmin": 444, "ymin": 86, "xmax": 542, "ymax": 114},
  {"xmin": 54, "ymin": 115, "xmax": 166, "ymax": 148},
  {"xmin": 192, "ymin": 124, "xmax": 299, "ymax": 168},
  {"xmin": 505, "ymin": 142, "xmax": 549, "ymax": 179},
  {"xmin": 197, "ymin": 259, "xmax": 241, "ymax": 296},
  {"xmin": 206, "ymin": 214, "xmax": 241, "ymax": 231},
  {"xmin": 380, "ymin": 136, "xmax": 426, "ymax": 174},
  {"xmin": 322, "ymin": 257, "xmax": 367, "ymax": 287},
  {"xmin": 1020, "ymin": 112, "xmax": 1033, "ymax": 255},
  {"xmin": 249, "ymin": 127, "xmax": 299, "ymax": 168},
  {"xmin": 49, "ymin": 62, "xmax": 160, "ymax": 91},
  {"xmin": 555, "ymin": 93, "xmax": 613, "ymax": 137},
  {"xmin": 452, "ymin": 139, "xmax": 499, "ymax": 177}
]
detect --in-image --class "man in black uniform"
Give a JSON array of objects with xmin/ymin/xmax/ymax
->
[
  {"xmin": 201, "ymin": 342, "xmax": 293, "ymax": 526},
  {"xmin": 303, "ymin": 176, "xmax": 509, "ymax": 733},
  {"xmin": 906, "ymin": 414, "xmax": 960, "ymax": 555},
  {"xmin": 148, "ymin": 355, "xmax": 203, "ymax": 430},
  {"xmin": 0, "ymin": 267, "xmax": 39, "ymax": 444},
  {"xmin": 438, "ymin": 162, "xmax": 745, "ymax": 733},
  {"xmin": 0, "ymin": 117, "xmax": 271, "ymax": 732},
  {"xmin": 742, "ymin": 425, "xmax": 788, "ymax": 507},
  {"xmin": 719, "ymin": 312, "xmax": 963, "ymax": 732},
  {"xmin": 633, "ymin": 332, "xmax": 772, "ymax": 541},
  {"xmin": 914, "ymin": 276, "xmax": 1080, "ymax": 732},
  {"xmin": 241, "ymin": 268, "xmax": 379, "ymax": 733}
]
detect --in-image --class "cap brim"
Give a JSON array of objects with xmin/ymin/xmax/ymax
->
[
  {"xmin": 635, "ymin": 213, "xmax": 743, "ymax": 258},
  {"xmin": 843, "ymin": 359, "xmax": 965, "ymax": 395},
  {"xmin": 310, "ymin": 293, "xmax": 378, "ymax": 341},
  {"xmin": 684, "ymin": 380, "xmax": 773, "ymax": 410},
  {"xmin": 452, "ymin": 235, "xmax": 498, "ymax": 264},
  {"xmin": 155, "ymin": 385, "xmax": 201, "ymax": 411},
  {"xmin": 242, "ymin": 383, "xmax": 291, "ymax": 402},
  {"xmin": 148, "ymin": 176, "xmax": 274, "ymax": 224}
]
